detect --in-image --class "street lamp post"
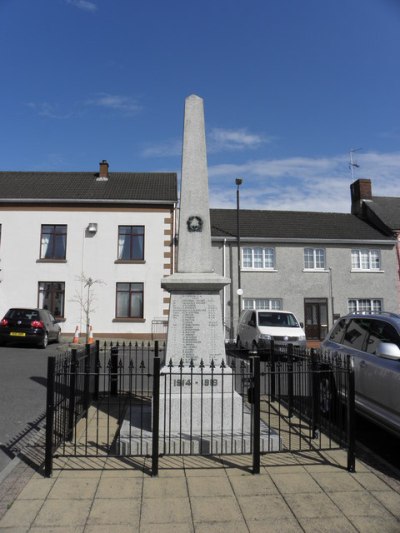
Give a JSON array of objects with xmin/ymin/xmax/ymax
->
[{"xmin": 236, "ymin": 178, "xmax": 243, "ymax": 319}]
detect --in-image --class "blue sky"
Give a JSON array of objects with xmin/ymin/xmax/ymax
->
[{"xmin": 1, "ymin": 0, "xmax": 400, "ymax": 212}]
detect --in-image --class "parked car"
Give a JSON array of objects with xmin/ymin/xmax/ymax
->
[
  {"xmin": 236, "ymin": 309, "xmax": 307, "ymax": 350},
  {"xmin": 321, "ymin": 312, "xmax": 400, "ymax": 436},
  {"xmin": 0, "ymin": 308, "xmax": 61, "ymax": 348}
]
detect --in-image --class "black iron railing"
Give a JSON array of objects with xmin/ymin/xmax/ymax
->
[{"xmin": 45, "ymin": 341, "xmax": 355, "ymax": 477}]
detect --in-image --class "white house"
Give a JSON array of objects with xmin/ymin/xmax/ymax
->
[{"xmin": 0, "ymin": 161, "xmax": 177, "ymax": 340}]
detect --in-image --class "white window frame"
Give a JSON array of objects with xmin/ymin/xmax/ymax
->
[
  {"xmin": 304, "ymin": 248, "xmax": 326, "ymax": 270},
  {"xmin": 243, "ymin": 298, "xmax": 282, "ymax": 310},
  {"xmin": 348, "ymin": 298, "xmax": 383, "ymax": 313},
  {"xmin": 351, "ymin": 249, "xmax": 381, "ymax": 271},
  {"xmin": 241, "ymin": 247, "xmax": 276, "ymax": 270}
]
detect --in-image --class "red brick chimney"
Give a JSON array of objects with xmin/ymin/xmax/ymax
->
[
  {"xmin": 350, "ymin": 178, "xmax": 372, "ymax": 216},
  {"xmin": 98, "ymin": 160, "xmax": 109, "ymax": 181}
]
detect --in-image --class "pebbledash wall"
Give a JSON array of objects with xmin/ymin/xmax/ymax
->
[{"xmin": 0, "ymin": 206, "xmax": 174, "ymax": 339}]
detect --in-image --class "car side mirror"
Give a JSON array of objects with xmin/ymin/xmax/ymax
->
[
  {"xmin": 377, "ymin": 341, "xmax": 400, "ymax": 360},
  {"xmin": 300, "ymin": 322, "xmax": 304, "ymax": 328}
]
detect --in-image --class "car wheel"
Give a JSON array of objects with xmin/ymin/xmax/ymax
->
[
  {"xmin": 39, "ymin": 332, "xmax": 49, "ymax": 349},
  {"xmin": 319, "ymin": 374, "xmax": 336, "ymax": 417}
]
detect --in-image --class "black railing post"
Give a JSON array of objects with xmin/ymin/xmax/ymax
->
[
  {"xmin": 287, "ymin": 343, "xmax": 294, "ymax": 418},
  {"xmin": 270, "ymin": 340, "xmax": 276, "ymax": 402},
  {"xmin": 67, "ymin": 349, "xmax": 77, "ymax": 441},
  {"xmin": 152, "ymin": 355, "xmax": 160, "ymax": 476},
  {"xmin": 310, "ymin": 348, "xmax": 319, "ymax": 438},
  {"xmin": 45, "ymin": 356, "xmax": 56, "ymax": 477},
  {"xmin": 251, "ymin": 355, "xmax": 260, "ymax": 474},
  {"xmin": 346, "ymin": 355, "xmax": 356, "ymax": 472},
  {"xmin": 94, "ymin": 340, "xmax": 100, "ymax": 401},
  {"xmin": 110, "ymin": 346, "xmax": 119, "ymax": 396},
  {"xmin": 83, "ymin": 344, "xmax": 91, "ymax": 417}
]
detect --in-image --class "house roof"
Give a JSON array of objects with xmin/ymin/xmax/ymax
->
[
  {"xmin": 210, "ymin": 209, "xmax": 395, "ymax": 243},
  {"xmin": 367, "ymin": 197, "xmax": 400, "ymax": 231},
  {"xmin": 0, "ymin": 171, "xmax": 178, "ymax": 204}
]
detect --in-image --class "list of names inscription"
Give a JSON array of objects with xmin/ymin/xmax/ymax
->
[{"xmin": 169, "ymin": 292, "xmax": 224, "ymax": 365}]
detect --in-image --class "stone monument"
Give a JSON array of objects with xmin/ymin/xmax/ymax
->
[{"xmin": 119, "ymin": 95, "xmax": 280, "ymax": 455}]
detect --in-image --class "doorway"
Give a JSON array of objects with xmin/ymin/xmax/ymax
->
[{"xmin": 304, "ymin": 299, "xmax": 328, "ymax": 340}]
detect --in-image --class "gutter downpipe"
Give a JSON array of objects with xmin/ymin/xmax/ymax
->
[{"xmin": 223, "ymin": 238, "xmax": 227, "ymax": 341}]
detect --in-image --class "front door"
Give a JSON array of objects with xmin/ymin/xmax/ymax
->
[{"xmin": 304, "ymin": 299, "xmax": 328, "ymax": 340}]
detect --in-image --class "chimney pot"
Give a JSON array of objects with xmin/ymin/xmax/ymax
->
[{"xmin": 98, "ymin": 160, "xmax": 109, "ymax": 181}]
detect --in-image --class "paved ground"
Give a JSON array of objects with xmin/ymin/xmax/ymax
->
[{"xmin": 1, "ymin": 444, "xmax": 400, "ymax": 532}]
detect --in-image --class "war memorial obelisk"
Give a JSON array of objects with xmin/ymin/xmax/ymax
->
[
  {"xmin": 161, "ymin": 94, "xmax": 229, "ymax": 366},
  {"xmin": 120, "ymin": 95, "xmax": 279, "ymax": 454}
]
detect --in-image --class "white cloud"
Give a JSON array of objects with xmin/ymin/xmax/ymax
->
[
  {"xmin": 66, "ymin": 0, "xmax": 97, "ymax": 12},
  {"xmin": 85, "ymin": 94, "xmax": 142, "ymax": 116},
  {"xmin": 25, "ymin": 102, "xmax": 72, "ymax": 119},
  {"xmin": 208, "ymin": 128, "xmax": 270, "ymax": 152},
  {"xmin": 207, "ymin": 152, "xmax": 400, "ymax": 213}
]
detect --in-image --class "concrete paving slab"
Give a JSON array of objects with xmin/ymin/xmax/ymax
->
[
  {"xmin": 0, "ymin": 499, "xmax": 43, "ymax": 529},
  {"xmin": 195, "ymin": 521, "xmax": 248, "ymax": 533},
  {"xmin": 143, "ymin": 477, "xmax": 188, "ymax": 498},
  {"xmin": 371, "ymin": 490, "xmax": 400, "ymax": 518},
  {"xmin": 86, "ymin": 498, "xmax": 141, "ymax": 527},
  {"xmin": 247, "ymin": 517, "xmax": 303, "ymax": 533},
  {"xmin": 95, "ymin": 476, "xmax": 142, "ymax": 499},
  {"xmin": 191, "ymin": 495, "xmax": 243, "ymax": 523},
  {"xmin": 140, "ymin": 524, "xmax": 194, "ymax": 533},
  {"xmin": 284, "ymin": 492, "xmax": 341, "ymax": 519},
  {"xmin": 355, "ymin": 471, "xmax": 396, "ymax": 491},
  {"xmin": 140, "ymin": 496, "xmax": 192, "ymax": 524},
  {"xmin": 187, "ymin": 475, "xmax": 233, "ymax": 497},
  {"xmin": 349, "ymin": 515, "xmax": 400, "ymax": 532},
  {"xmin": 32, "ymin": 498, "xmax": 92, "ymax": 528},
  {"xmin": 298, "ymin": 516, "xmax": 358, "ymax": 532},
  {"xmin": 47, "ymin": 477, "xmax": 99, "ymax": 500},
  {"xmin": 310, "ymin": 471, "xmax": 365, "ymax": 492},
  {"xmin": 329, "ymin": 490, "xmax": 397, "ymax": 519},
  {"xmin": 237, "ymin": 494, "xmax": 294, "ymax": 522},
  {"xmin": 229, "ymin": 472, "xmax": 278, "ymax": 495},
  {"xmin": 269, "ymin": 471, "xmax": 323, "ymax": 494}
]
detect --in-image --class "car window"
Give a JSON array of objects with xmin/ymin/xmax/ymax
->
[
  {"xmin": 8, "ymin": 309, "xmax": 39, "ymax": 320},
  {"xmin": 366, "ymin": 320, "xmax": 400, "ymax": 354},
  {"xmin": 249, "ymin": 312, "xmax": 256, "ymax": 325},
  {"xmin": 258, "ymin": 312, "xmax": 299, "ymax": 327},
  {"xmin": 342, "ymin": 319, "xmax": 369, "ymax": 351},
  {"xmin": 329, "ymin": 318, "xmax": 347, "ymax": 343}
]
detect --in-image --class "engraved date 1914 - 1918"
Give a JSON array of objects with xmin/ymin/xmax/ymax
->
[{"xmin": 173, "ymin": 379, "xmax": 218, "ymax": 387}]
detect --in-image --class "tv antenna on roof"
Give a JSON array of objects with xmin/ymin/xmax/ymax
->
[{"xmin": 349, "ymin": 148, "xmax": 362, "ymax": 180}]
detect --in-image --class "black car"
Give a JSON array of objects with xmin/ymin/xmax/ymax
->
[{"xmin": 0, "ymin": 308, "xmax": 61, "ymax": 348}]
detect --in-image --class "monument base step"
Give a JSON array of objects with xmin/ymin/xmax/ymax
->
[{"xmin": 118, "ymin": 403, "xmax": 281, "ymax": 456}]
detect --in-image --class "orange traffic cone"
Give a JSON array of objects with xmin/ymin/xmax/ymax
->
[
  {"xmin": 88, "ymin": 325, "xmax": 94, "ymax": 344},
  {"xmin": 72, "ymin": 326, "xmax": 80, "ymax": 344}
]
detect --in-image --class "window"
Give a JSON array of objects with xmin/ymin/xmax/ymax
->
[
  {"xmin": 348, "ymin": 299, "xmax": 382, "ymax": 313},
  {"xmin": 328, "ymin": 318, "xmax": 347, "ymax": 343},
  {"xmin": 243, "ymin": 298, "xmax": 282, "ymax": 310},
  {"xmin": 343, "ymin": 319, "xmax": 369, "ymax": 351},
  {"xmin": 40, "ymin": 225, "xmax": 67, "ymax": 260},
  {"xmin": 38, "ymin": 282, "xmax": 65, "ymax": 318},
  {"xmin": 304, "ymin": 248, "xmax": 325, "ymax": 270},
  {"xmin": 366, "ymin": 320, "xmax": 400, "ymax": 354},
  {"xmin": 242, "ymin": 247, "xmax": 275, "ymax": 269},
  {"xmin": 351, "ymin": 249, "xmax": 381, "ymax": 271},
  {"xmin": 116, "ymin": 283, "xmax": 143, "ymax": 318},
  {"xmin": 118, "ymin": 226, "xmax": 144, "ymax": 261}
]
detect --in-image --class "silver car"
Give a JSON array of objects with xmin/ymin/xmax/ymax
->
[{"xmin": 321, "ymin": 312, "xmax": 400, "ymax": 436}]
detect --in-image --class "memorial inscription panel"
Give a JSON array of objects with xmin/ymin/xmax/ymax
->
[{"xmin": 167, "ymin": 291, "xmax": 225, "ymax": 366}]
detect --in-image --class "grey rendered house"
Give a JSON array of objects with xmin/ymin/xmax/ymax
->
[
  {"xmin": 351, "ymin": 178, "xmax": 400, "ymax": 312},
  {"xmin": 210, "ymin": 208, "xmax": 397, "ymax": 343}
]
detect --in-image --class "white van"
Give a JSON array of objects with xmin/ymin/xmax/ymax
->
[{"xmin": 236, "ymin": 309, "xmax": 306, "ymax": 350}]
